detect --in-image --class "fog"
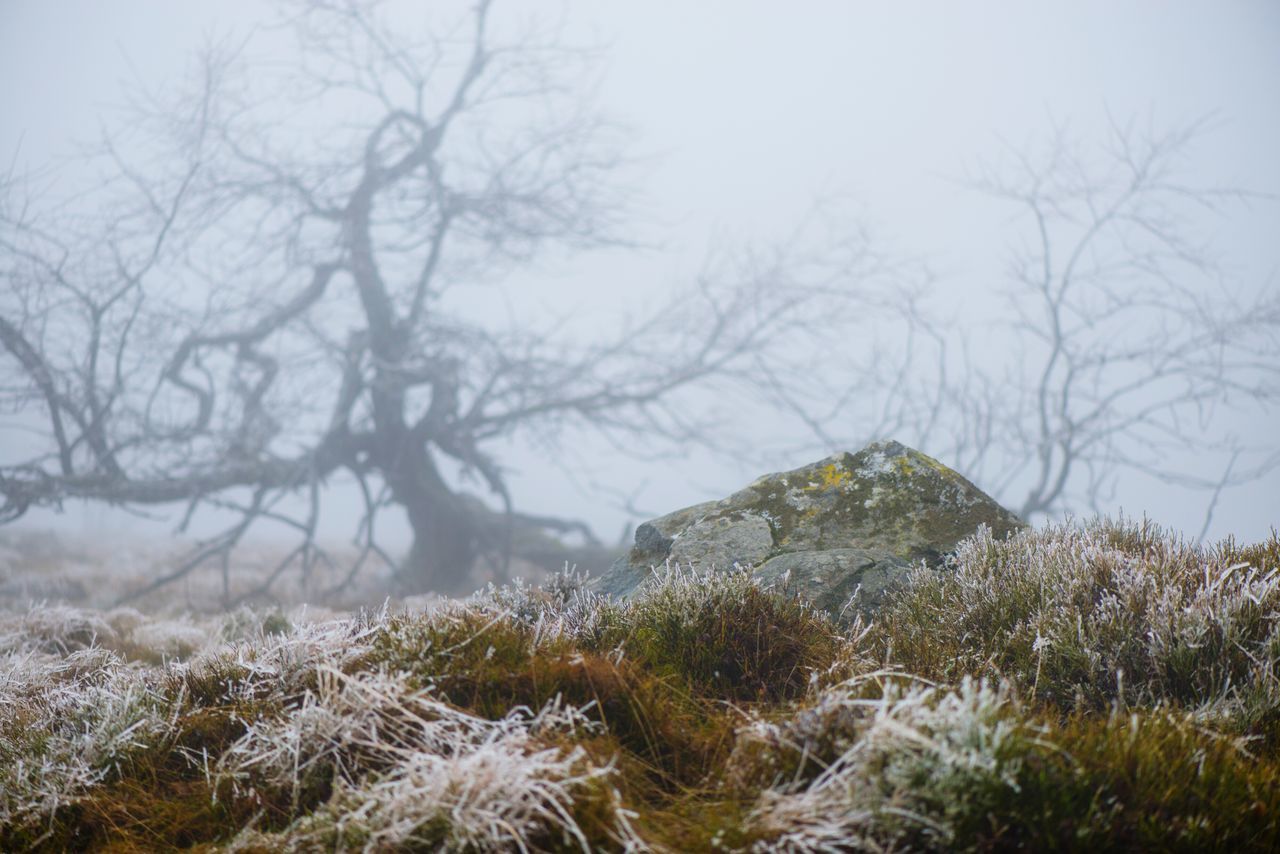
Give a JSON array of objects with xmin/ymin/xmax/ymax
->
[{"xmin": 2, "ymin": 1, "xmax": 1278, "ymax": 597}]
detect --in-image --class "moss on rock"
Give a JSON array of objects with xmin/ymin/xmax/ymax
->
[{"xmin": 596, "ymin": 440, "xmax": 1025, "ymax": 611}]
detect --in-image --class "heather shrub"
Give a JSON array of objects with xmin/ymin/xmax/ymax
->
[{"xmin": 878, "ymin": 518, "xmax": 1280, "ymax": 734}]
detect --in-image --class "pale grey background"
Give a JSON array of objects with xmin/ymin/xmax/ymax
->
[{"xmin": 3, "ymin": 1, "xmax": 1278, "ymax": 550}]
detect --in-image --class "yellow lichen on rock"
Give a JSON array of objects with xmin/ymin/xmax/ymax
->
[{"xmin": 812, "ymin": 462, "xmax": 851, "ymax": 491}]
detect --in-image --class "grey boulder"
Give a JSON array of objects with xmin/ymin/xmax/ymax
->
[{"xmin": 594, "ymin": 440, "xmax": 1024, "ymax": 614}]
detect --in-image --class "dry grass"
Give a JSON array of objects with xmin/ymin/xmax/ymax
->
[{"xmin": 0, "ymin": 517, "xmax": 1278, "ymax": 851}]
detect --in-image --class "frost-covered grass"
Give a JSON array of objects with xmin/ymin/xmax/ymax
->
[
  {"xmin": 735, "ymin": 673, "xmax": 1279, "ymax": 852},
  {"xmin": 0, "ymin": 528, "xmax": 402, "ymax": 616},
  {"xmin": 1, "ymin": 517, "xmax": 1278, "ymax": 851},
  {"xmin": 881, "ymin": 518, "xmax": 1280, "ymax": 745}
]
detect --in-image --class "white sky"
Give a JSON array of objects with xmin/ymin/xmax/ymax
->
[{"xmin": 3, "ymin": 1, "xmax": 1279, "ymax": 547}]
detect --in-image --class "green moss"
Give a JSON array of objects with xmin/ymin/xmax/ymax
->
[
  {"xmin": 2, "ymin": 779, "xmax": 235, "ymax": 852},
  {"xmin": 720, "ymin": 453, "xmax": 865, "ymax": 549},
  {"xmin": 710, "ymin": 445, "xmax": 1021, "ymax": 562},
  {"xmin": 635, "ymin": 794, "xmax": 759, "ymax": 852},
  {"xmin": 962, "ymin": 709, "xmax": 1280, "ymax": 852}
]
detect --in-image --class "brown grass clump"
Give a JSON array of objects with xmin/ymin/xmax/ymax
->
[{"xmin": 369, "ymin": 599, "xmax": 736, "ymax": 791}]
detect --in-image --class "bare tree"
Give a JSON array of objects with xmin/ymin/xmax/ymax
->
[
  {"xmin": 768, "ymin": 117, "xmax": 1280, "ymax": 527},
  {"xmin": 0, "ymin": 0, "xmax": 882, "ymax": 599}
]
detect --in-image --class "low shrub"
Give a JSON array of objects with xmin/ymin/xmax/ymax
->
[{"xmin": 877, "ymin": 518, "xmax": 1280, "ymax": 736}]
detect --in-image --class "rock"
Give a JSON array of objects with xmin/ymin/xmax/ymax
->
[
  {"xmin": 668, "ymin": 512, "xmax": 774, "ymax": 570},
  {"xmin": 754, "ymin": 548, "xmax": 910, "ymax": 615},
  {"xmin": 594, "ymin": 440, "xmax": 1024, "ymax": 613},
  {"xmin": 628, "ymin": 499, "xmax": 718, "ymax": 570}
]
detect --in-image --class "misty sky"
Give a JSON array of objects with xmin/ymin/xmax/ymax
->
[{"xmin": 3, "ymin": 1, "xmax": 1278, "ymax": 547}]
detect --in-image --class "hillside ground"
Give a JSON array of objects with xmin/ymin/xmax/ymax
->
[{"xmin": 2, "ymin": 517, "xmax": 1279, "ymax": 851}]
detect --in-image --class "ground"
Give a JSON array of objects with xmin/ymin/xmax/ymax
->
[{"xmin": 1, "ymin": 517, "xmax": 1278, "ymax": 851}]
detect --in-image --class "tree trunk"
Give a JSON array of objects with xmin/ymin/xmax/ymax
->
[
  {"xmin": 382, "ymin": 438, "xmax": 479, "ymax": 595},
  {"xmin": 402, "ymin": 488, "xmax": 478, "ymax": 595}
]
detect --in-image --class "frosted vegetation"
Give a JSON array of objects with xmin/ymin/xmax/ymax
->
[{"xmin": 2, "ymin": 517, "xmax": 1278, "ymax": 851}]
